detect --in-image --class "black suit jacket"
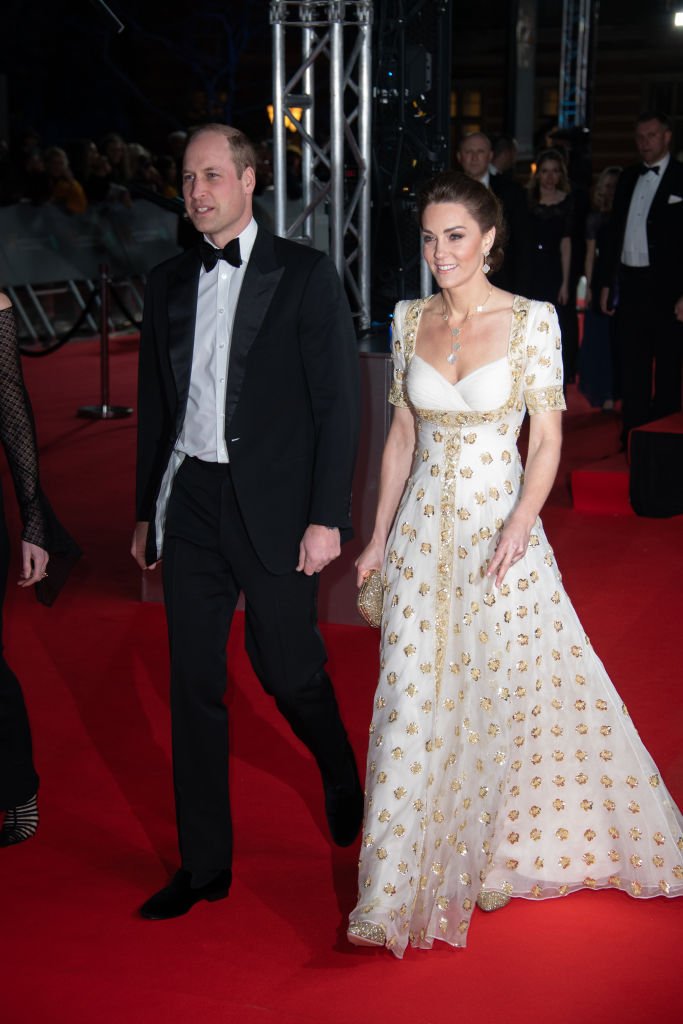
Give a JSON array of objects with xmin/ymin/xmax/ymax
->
[
  {"xmin": 489, "ymin": 172, "xmax": 527, "ymax": 293},
  {"xmin": 136, "ymin": 226, "xmax": 360, "ymax": 574},
  {"xmin": 600, "ymin": 157, "xmax": 683, "ymax": 303}
]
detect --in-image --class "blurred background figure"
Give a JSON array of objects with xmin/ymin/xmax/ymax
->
[
  {"xmin": 64, "ymin": 138, "xmax": 131, "ymax": 206},
  {"xmin": 600, "ymin": 112, "xmax": 683, "ymax": 448},
  {"xmin": 457, "ymin": 131, "xmax": 525, "ymax": 292},
  {"xmin": 14, "ymin": 147, "xmax": 50, "ymax": 206},
  {"xmin": 155, "ymin": 154, "xmax": 180, "ymax": 199},
  {"xmin": 99, "ymin": 132, "xmax": 131, "ymax": 188},
  {"xmin": 520, "ymin": 148, "xmax": 578, "ymax": 385},
  {"xmin": 127, "ymin": 142, "xmax": 164, "ymax": 195},
  {"xmin": 490, "ymin": 135, "xmax": 518, "ymax": 178},
  {"xmin": 578, "ymin": 166, "xmax": 622, "ymax": 410},
  {"xmin": 44, "ymin": 147, "xmax": 87, "ymax": 214}
]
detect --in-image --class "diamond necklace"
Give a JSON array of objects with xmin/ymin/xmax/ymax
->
[{"xmin": 441, "ymin": 285, "xmax": 493, "ymax": 365}]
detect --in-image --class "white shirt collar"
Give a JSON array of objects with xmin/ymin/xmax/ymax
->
[{"xmin": 643, "ymin": 153, "xmax": 670, "ymax": 174}]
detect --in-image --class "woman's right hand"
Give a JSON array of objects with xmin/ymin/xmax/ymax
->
[
  {"xmin": 355, "ymin": 540, "xmax": 384, "ymax": 588},
  {"xmin": 18, "ymin": 541, "xmax": 49, "ymax": 588}
]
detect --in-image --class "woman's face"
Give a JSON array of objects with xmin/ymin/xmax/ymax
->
[
  {"xmin": 420, "ymin": 201, "xmax": 494, "ymax": 288},
  {"xmin": 106, "ymin": 138, "xmax": 125, "ymax": 164},
  {"xmin": 539, "ymin": 160, "xmax": 561, "ymax": 190},
  {"xmin": 600, "ymin": 173, "xmax": 618, "ymax": 208},
  {"xmin": 47, "ymin": 150, "xmax": 68, "ymax": 177}
]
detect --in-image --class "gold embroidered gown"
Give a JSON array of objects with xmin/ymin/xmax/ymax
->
[{"xmin": 348, "ymin": 296, "xmax": 683, "ymax": 958}]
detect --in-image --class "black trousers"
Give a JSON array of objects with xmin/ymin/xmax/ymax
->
[
  {"xmin": 162, "ymin": 457, "xmax": 352, "ymax": 881},
  {"xmin": 616, "ymin": 266, "xmax": 683, "ymax": 444},
  {"xmin": 0, "ymin": 486, "xmax": 39, "ymax": 810}
]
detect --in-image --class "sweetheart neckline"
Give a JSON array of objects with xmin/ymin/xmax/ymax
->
[{"xmin": 412, "ymin": 353, "xmax": 508, "ymax": 388}]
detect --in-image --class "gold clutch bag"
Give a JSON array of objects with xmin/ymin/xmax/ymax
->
[{"xmin": 357, "ymin": 569, "xmax": 383, "ymax": 628}]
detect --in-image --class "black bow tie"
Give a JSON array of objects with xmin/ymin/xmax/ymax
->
[
  {"xmin": 200, "ymin": 237, "xmax": 241, "ymax": 272},
  {"xmin": 639, "ymin": 163, "xmax": 660, "ymax": 176}
]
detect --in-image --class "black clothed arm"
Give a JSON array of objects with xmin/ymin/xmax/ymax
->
[
  {"xmin": 596, "ymin": 170, "xmax": 633, "ymax": 294},
  {"xmin": 0, "ymin": 306, "xmax": 47, "ymax": 547},
  {"xmin": 0, "ymin": 305, "xmax": 81, "ymax": 602},
  {"xmin": 298, "ymin": 255, "xmax": 360, "ymax": 538}
]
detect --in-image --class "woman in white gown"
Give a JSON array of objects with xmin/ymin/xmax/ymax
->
[{"xmin": 347, "ymin": 172, "xmax": 683, "ymax": 958}]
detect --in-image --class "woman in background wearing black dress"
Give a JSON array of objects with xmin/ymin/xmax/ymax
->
[
  {"xmin": 521, "ymin": 149, "xmax": 578, "ymax": 384},
  {"xmin": 578, "ymin": 166, "xmax": 623, "ymax": 410},
  {"xmin": 0, "ymin": 292, "xmax": 78, "ymax": 846}
]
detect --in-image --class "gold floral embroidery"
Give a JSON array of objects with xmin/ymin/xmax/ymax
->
[{"xmin": 525, "ymin": 385, "xmax": 566, "ymax": 415}]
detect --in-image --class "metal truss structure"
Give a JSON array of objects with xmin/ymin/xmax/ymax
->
[
  {"xmin": 558, "ymin": 0, "xmax": 598, "ymax": 129},
  {"xmin": 270, "ymin": 1, "xmax": 373, "ymax": 330}
]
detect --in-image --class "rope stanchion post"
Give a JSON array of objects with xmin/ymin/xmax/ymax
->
[{"xmin": 77, "ymin": 264, "xmax": 133, "ymax": 420}]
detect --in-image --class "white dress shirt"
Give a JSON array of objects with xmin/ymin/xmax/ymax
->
[
  {"xmin": 177, "ymin": 217, "xmax": 258, "ymax": 461},
  {"xmin": 621, "ymin": 153, "xmax": 670, "ymax": 267},
  {"xmin": 153, "ymin": 218, "xmax": 258, "ymax": 553}
]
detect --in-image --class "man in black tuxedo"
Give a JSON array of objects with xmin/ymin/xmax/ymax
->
[
  {"xmin": 131, "ymin": 124, "xmax": 362, "ymax": 920},
  {"xmin": 457, "ymin": 132, "xmax": 526, "ymax": 293},
  {"xmin": 600, "ymin": 112, "xmax": 683, "ymax": 446}
]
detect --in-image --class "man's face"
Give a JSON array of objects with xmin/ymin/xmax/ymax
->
[
  {"xmin": 458, "ymin": 136, "xmax": 493, "ymax": 181},
  {"xmin": 182, "ymin": 132, "xmax": 255, "ymax": 246},
  {"xmin": 635, "ymin": 119, "xmax": 671, "ymax": 166}
]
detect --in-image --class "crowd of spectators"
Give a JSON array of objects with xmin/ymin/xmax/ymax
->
[
  {"xmin": 0, "ymin": 127, "xmax": 298, "ymax": 216},
  {"xmin": 0, "ymin": 128, "xmax": 190, "ymax": 213}
]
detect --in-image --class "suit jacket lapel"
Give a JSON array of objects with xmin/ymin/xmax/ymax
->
[
  {"xmin": 167, "ymin": 249, "xmax": 201, "ymax": 434},
  {"xmin": 226, "ymin": 228, "xmax": 284, "ymax": 425},
  {"xmin": 648, "ymin": 160, "xmax": 678, "ymax": 221}
]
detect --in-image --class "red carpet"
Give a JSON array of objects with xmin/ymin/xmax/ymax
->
[
  {"xmin": 1, "ymin": 339, "xmax": 682, "ymax": 1024},
  {"xmin": 571, "ymin": 452, "xmax": 633, "ymax": 516}
]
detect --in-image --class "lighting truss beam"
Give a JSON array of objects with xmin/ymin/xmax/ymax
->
[
  {"xmin": 558, "ymin": 0, "xmax": 597, "ymax": 129},
  {"xmin": 270, "ymin": 1, "xmax": 373, "ymax": 330}
]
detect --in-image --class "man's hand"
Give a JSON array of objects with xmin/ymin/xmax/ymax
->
[
  {"xmin": 600, "ymin": 286, "xmax": 615, "ymax": 317},
  {"xmin": 131, "ymin": 521, "xmax": 158, "ymax": 570},
  {"xmin": 675, "ymin": 296, "xmax": 683, "ymax": 323},
  {"xmin": 296, "ymin": 524, "xmax": 341, "ymax": 576}
]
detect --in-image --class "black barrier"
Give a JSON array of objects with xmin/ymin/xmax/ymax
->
[
  {"xmin": 77, "ymin": 265, "xmax": 133, "ymax": 421},
  {"xmin": 19, "ymin": 289, "xmax": 99, "ymax": 358}
]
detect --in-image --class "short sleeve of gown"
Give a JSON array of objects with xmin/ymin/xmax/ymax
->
[
  {"xmin": 523, "ymin": 302, "xmax": 567, "ymax": 415},
  {"xmin": 388, "ymin": 300, "xmax": 412, "ymax": 408}
]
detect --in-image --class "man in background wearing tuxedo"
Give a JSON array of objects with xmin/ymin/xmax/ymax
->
[
  {"xmin": 600, "ymin": 112, "xmax": 683, "ymax": 446},
  {"xmin": 131, "ymin": 124, "xmax": 362, "ymax": 920},
  {"xmin": 457, "ymin": 131, "xmax": 526, "ymax": 293}
]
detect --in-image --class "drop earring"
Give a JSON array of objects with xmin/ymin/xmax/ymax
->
[{"xmin": 482, "ymin": 251, "xmax": 491, "ymax": 275}]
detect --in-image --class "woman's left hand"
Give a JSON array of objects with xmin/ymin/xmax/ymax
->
[
  {"xmin": 486, "ymin": 513, "xmax": 534, "ymax": 588},
  {"xmin": 18, "ymin": 541, "xmax": 49, "ymax": 588},
  {"xmin": 557, "ymin": 282, "xmax": 569, "ymax": 306}
]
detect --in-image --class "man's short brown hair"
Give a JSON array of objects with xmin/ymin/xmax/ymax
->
[{"xmin": 186, "ymin": 124, "xmax": 256, "ymax": 179}]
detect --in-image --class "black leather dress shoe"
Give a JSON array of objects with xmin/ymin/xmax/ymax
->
[
  {"xmin": 139, "ymin": 868, "xmax": 232, "ymax": 920},
  {"xmin": 324, "ymin": 746, "xmax": 364, "ymax": 847}
]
